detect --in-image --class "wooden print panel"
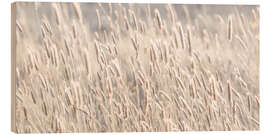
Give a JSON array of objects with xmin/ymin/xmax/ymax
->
[{"xmin": 11, "ymin": 2, "xmax": 259, "ymax": 133}]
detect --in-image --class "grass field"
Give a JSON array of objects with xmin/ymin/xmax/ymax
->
[{"xmin": 14, "ymin": 2, "xmax": 259, "ymax": 133}]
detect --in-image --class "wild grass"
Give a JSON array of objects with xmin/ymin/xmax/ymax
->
[{"xmin": 14, "ymin": 3, "xmax": 259, "ymax": 133}]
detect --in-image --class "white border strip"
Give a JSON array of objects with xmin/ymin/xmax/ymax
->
[{"xmin": 12, "ymin": 0, "xmax": 260, "ymax": 5}]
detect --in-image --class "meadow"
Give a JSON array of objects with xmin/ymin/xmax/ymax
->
[{"xmin": 13, "ymin": 3, "xmax": 259, "ymax": 133}]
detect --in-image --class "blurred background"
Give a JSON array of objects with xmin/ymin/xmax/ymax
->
[{"xmin": 16, "ymin": 2, "xmax": 258, "ymax": 43}]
